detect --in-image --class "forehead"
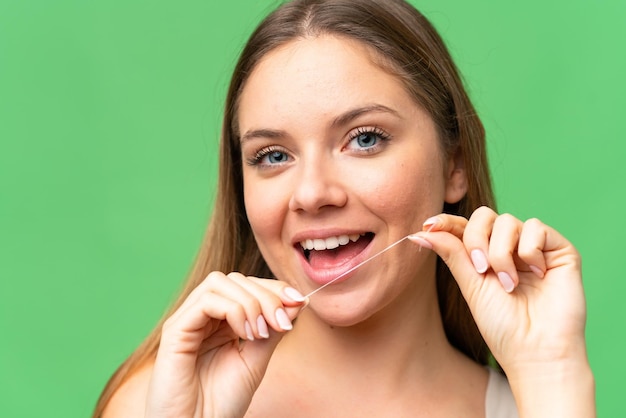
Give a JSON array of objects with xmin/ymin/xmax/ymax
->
[{"xmin": 237, "ymin": 35, "xmax": 416, "ymax": 130}]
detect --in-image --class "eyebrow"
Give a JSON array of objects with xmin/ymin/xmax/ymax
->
[
  {"xmin": 239, "ymin": 104, "xmax": 400, "ymax": 144},
  {"xmin": 240, "ymin": 128, "xmax": 287, "ymax": 144},
  {"xmin": 331, "ymin": 104, "xmax": 401, "ymax": 128}
]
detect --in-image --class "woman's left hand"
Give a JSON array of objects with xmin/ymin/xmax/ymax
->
[{"xmin": 409, "ymin": 206, "xmax": 594, "ymax": 417}]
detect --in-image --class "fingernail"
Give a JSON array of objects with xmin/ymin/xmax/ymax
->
[
  {"xmin": 529, "ymin": 265, "xmax": 544, "ymax": 278},
  {"xmin": 275, "ymin": 308, "xmax": 293, "ymax": 331},
  {"xmin": 244, "ymin": 320, "xmax": 254, "ymax": 341},
  {"xmin": 257, "ymin": 315, "xmax": 270, "ymax": 338},
  {"xmin": 497, "ymin": 271, "xmax": 515, "ymax": 293},
  {"xmin": 283, "ymin": 287, "xmax": 306, "ymax": 302},
  {"xmin": 408, "ymin": 234, "xmax": 432, "ymax": 250},
  {"xmin": 470, "ymin": 249, "xmax": 489, "ymax": 274},
  {"xmin": 423, "ymin": 216, "xmax": 441, "ymax": 231}
]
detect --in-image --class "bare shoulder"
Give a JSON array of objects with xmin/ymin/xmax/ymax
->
[{"xmin": 102, "ymin": 360, "xmax": 154, "ymax": 418}]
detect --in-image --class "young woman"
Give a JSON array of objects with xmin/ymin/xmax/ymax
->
[{"xmin": 94, "ymin": 0, "xmax": 595, "ymax": 416}]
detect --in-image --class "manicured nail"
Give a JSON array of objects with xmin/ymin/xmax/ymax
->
[
  {"xmin": 423, "ymin": 216, "xmax": 441, "ymax": 231},
  {"xmin": 244, "ymin": 320, "xmax": 254, "ymax": 341},
  {"xmin": 275, "ymin": 308, "xmax": 293, "ymax": 331},
  {"xmin": 408, "ymin": 234, "xmax": 432, "ymax": 250},
  {"xmin": 256, "ymin": 315, "xmax": 270, "ymax": 338},
  {"xmin": 529, "ymin": 265, "xmax": 544, "ymax": 278},
  {"xmin": 497, "ymin": 271, "xmax": 515, "ymax": 293},
  {"xmin": 283, "ymin": 287, "xmax": 306, "ymax": 302},
  {"xmin": 470, "ymin": 249, "xmax": 489, "ymax": 274}
]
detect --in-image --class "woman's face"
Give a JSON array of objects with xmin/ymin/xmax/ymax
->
[{"xmin": 238, "ymin": 35, "xmax": 466, "ymax": 325}]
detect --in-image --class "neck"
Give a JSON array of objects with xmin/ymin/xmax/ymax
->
[
  {"xmin": 278, "ymin": 274, "xmax": 460, "ymax": 389},
  {"xmin": 250, "ymin": 269, "xmax": 489, "ymax": 417}
]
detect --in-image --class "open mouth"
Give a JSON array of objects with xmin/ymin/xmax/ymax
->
[{"xmin": 299, "ymin": 232, "xmax": 375, "ymax": 268}]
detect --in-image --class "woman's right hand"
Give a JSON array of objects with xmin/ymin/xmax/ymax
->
[{"xmin": 145, "ymin": 272, "xmax": 307, "ymax": 418}]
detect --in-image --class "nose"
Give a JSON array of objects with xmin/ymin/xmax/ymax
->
[{"xmin": 288, "ymin": 158, "xmax": 348, "ymax": 214}]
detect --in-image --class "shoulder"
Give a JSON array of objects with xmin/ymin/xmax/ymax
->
[
  {"xmin": 485, "ymin": 368, "xmax": 519, "ymax": 418},
  {"xmin": 101, "ymin": 361, "xmax": 154, "ymax": 418}
]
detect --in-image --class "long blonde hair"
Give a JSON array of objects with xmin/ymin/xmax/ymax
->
[{"xmin": 93, "ymin": 0, "xmax": 495, "ymax": 415}]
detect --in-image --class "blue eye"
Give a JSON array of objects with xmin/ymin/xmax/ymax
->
[
  {"xmin": 246, "ymin": 146, "xmax": 291, "ymax": 167},
  {"xmin": 347, "ymin": 127, "xmax": 391, "ymax": 153},
  {"xmin": 354, "ymin": 132, "xmax": 379, "ymax": 148},
  {"xmin": 265, "ymin": 150, "xmax": 288, "ymax": 164}
]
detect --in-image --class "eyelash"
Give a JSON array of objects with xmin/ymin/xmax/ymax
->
[
  {"xmin": 245, "ymin": 145, "xmax": 291, "ymax": 167},
  {"xmin": 245, "ymin": 126, "xmax": 392, "ymax": 167},
  {"xmin": 346, "ymin": 126, "xmax": 392, "ymax": 152}
]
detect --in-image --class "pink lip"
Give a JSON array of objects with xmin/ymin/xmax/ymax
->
[{"xmin": 293, "ymin": 230, "xmax": 375, "ymax": 287}]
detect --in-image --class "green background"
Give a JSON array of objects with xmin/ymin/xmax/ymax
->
[{"xmin": 1, "ymin": 0, "xmax": 624, "ymax": 416}]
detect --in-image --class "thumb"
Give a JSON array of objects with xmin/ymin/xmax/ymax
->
[
  {"xmin": 238, "ymin": 304, "xmax": 304, "ymax": 382},
  {"xmin": 409, "ymin": 231, "xmax": 484, "ymax": 306}
]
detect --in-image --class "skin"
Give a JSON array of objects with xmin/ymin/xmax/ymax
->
[
  {"xmin": 410, "ymin": 210, "xmax": 595, "ymax": 418},
  {"xmin": 239, "ymin": 35, "xmax": 466, "ymax": 326},
  {"xmin": 239, "ymin": 35, "xmax": 479, "ymax": 416},
  {"xmin": 102, "ymin": 35, "xmax": 595, "ymax": 418}
]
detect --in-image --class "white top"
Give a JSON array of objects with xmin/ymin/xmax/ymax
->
[{"xmin": 486, "ymin": 368, "xmax": 519, "ymax": 418}]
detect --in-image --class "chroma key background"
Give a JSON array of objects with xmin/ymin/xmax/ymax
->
[{"xmin": 1, "ymin": 0, "xmax": 623, "ymax": 416}]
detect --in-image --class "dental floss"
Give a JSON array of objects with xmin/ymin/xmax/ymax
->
[
  {"xmin": 304, "ymin": 235, "xmax": 409, "ymax": 298},
  {"xmin": 303, "ymin": 223, "xmax": 436, "ymax": 299}
]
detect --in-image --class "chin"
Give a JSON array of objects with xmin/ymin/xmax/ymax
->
[{"xmin": 305, "ymin": 287, "xmax": 387, "ymax": 327}]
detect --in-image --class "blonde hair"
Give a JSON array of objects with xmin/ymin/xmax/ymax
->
[{"xmin": 93, "ymin": 0, "xmax": 496, "ymax": 415}]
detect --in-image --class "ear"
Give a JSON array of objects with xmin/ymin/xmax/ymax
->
[{"xmin": 444, "ymin": 150, "xmax": 468, "ymax": 204}]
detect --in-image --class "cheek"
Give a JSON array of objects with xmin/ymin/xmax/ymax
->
[
  {"xmin": 243, "ymin": 178, "xmax": 288, "ymax": 246},
  {"xmin": 361, "ymin": 157, "xmax": 446, "ymax": 230}
]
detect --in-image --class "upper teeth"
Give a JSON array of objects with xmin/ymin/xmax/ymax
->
[{"xmin": 300, "ymin": 234, "xmax": 361, "ymax": 251}]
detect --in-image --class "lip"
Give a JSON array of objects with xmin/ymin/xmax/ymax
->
[{"xmin": 292, "ymin": 228, "xmax": 375, "ymax": 286}]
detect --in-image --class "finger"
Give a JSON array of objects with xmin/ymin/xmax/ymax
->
[
  {"xmin": 408, "ymin": 229, "xmax": 484, "ymax": 306},
  {"xmin": 197, "ymin": 305, "xmax": 306, "ymax": 389},
  {"xmin": 518, "ymin": 218, "xmax": 549, "ymax": 278},
  {"xmin": 245, "ymin": 276, "xmax": 308, "ymax": 306},
  {"xmin": 169, "ymin": 271, "xmax": 240, "ymax": 324},
  {"xmin": 203, "ymin": 273, "xmax": 270, "ymax": 340},
  {"xmin": 172, "ymin": 275, "xmax": 285, "ymax": 344},
  {"xmin": 226, "ymin": 273, "xmax": 279, "ymax": 338},
  {"xmin": 172, "ymin": 272, "xmax": 299, "ymax": 340},
  {"xmin": 463, "ymin": 206, "xmax": 498, "ymax": 274},
  {"xmin": 227, "ymin": 274, "xmax": 306, "ymax": 337},
  {"xmin": 237, "ymin": 324, "xmax": 291, "ymax": 387},
  {"xmin": 174, "ymin": 272, "xmax": 307, "ymax": 342},
  {"xmin": 518, "ymin": 218, "xmax": 581, "ymax": 278},
  {"xmin": 162, "ymin": 291, "xmax": 251, "ymax": 352},
  {"xmin": 487, "ymin": 214, "xmax": 523, "ymax": 293},
  {"xmin": 422, "ymin": 213, "xmax": 468, "ymax": 239},
  {"xmin": 196, "ymin": 303, "xmax": 305, "ymax": 358},
  {"xmin": 197, "ymin": 321, "xmax": 240, "ymax": 356}
]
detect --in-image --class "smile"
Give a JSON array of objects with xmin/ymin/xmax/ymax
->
[
  {"xmin": 299, "ymin": 233, "xmax": 363, "ymax": 251},
  {"xmin": 295, "ymin": 232, "xmax": 375, "ymax": 285},
  {"xmin": 298, "ymin": 232, "xmax": 374, "ymax": 263}
]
